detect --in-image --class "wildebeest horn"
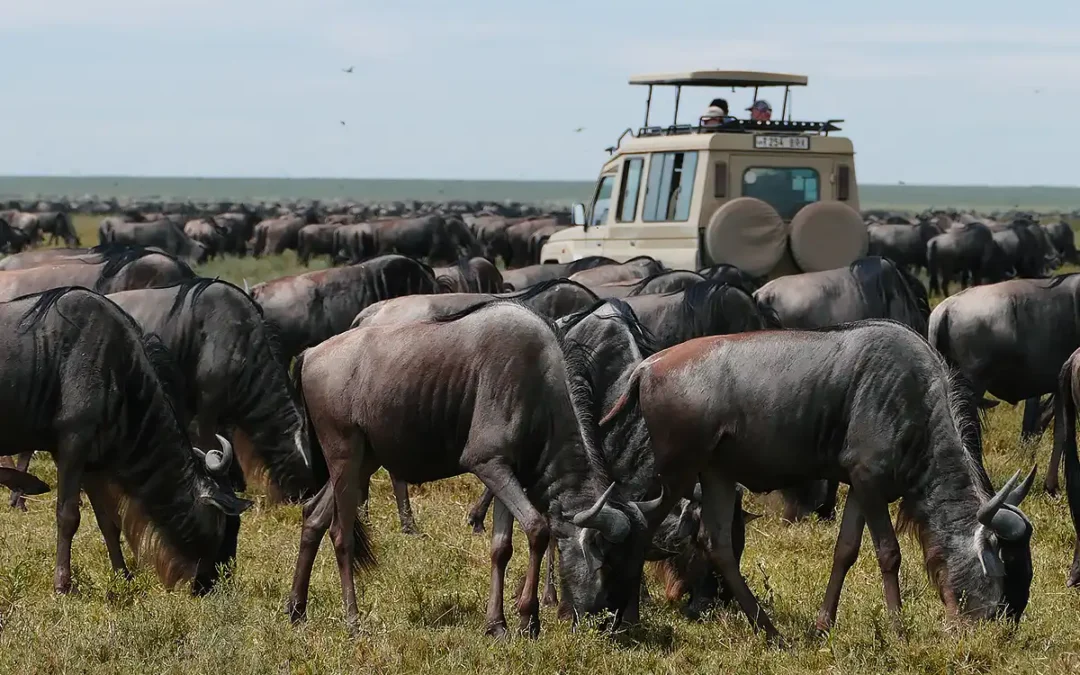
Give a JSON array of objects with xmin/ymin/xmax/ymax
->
[
  {"xmin": 203, "ymin": 434, "xmax": 234, "ymax": 475},
  {"xmin": 572, "ymin": 483, "xmax": 630, "ymax": 543},
  {"xmin": 631, "ymin": 486, "xmax": 664, "ymax": 521},
  {"xmin": 692, "ymin": 483, "xmax": 702, "ymax": 502},
  {"xmin": 978, "ymin": 469, "xmax": 1032, "ymax": 541},
  {"xmin": 1005, "ymin": 464, "xmax": 1037, "ymax": 507},
  {"xmin": 242, "ymin": 278, "xmax": 251, "ymax": 294}
]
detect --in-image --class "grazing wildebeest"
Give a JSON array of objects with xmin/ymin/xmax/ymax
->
[
  {"xmin": 251, "ymin": 254, "xmax": 437, "ymax": 364},
  {"xmin": 697, "ymin": 264, "xmax": 761, "ymax": 293},
  {"xmin": 183, "ymin": 217, "xmax": 231, "ymax": 259},
  {"xmin": 289, "ymin": 301, "xmax": 656, "ymax": 634},
  {"xmin": 0, "ymin": 246, "xmax": 195, "ymax": 302},
  {"xmin": 433, "ymin": 257, "xmax": 506, "ymax": 293},
  {"xmin": 507, "ymin": 218, "xmax": 561, "ymax": 267},
  {"xmin": 927, "ymin": 222, "xmax": 1007, "ymax": 296},
  {"xmin": 108, "ymin": 279, "xmax": 313, "ymax": 501},
  {"xmin": 501, "ymin": 256, "xmax": 615, "ymax": 291},
  {"xmin": 0, "ymin": 215, "xmax": 32, "ymax": 254},
  {"xmin": 930, "ymin": 276, "xmax": 1080, "ymax": 492},
  {"xmin": 296, "ymin": 223, "xmax": 341, "ymax": 265},
  {"xmin": 592, "ymin": 270, "xmax": 706, "ymax": 299},
  {"xmin": 1053, "ymin": 348, "xmax": 1080, "ymax": 587},
  {"xmin": 569, "ymin": 256, "xmax": 665, "ymax": 286},
  {"xmin": 99, "ymin": 218, "xmax": 209, "ymax": 264},
  {"xmin": 214, "ymin": 208, "xmax": 261, "ymax": 256},
  {"xmin": 469, "ymin": 215, "xmax": 515, "ymax": 267},
  {"xmin": 624, "ymin": 280, "xmax": 778, "ymax": 349},
  {"xmin": 0, "ymin": 211, "xmax": 45, "ymax": 246},
  {"xmin": 990, "ymin": 221, "xmax": 1059, "ymax": 279},
  {"xmin": 251, "ymin": 209, "xmax": 318, "ymax": 257},
  {"xmin": 867, "ymin": 220, "xmax": 942, "ymax": 273},
  {"xmin": 331, "ymin": 222, "xmax": 380, "ymax": 264},
  {"xmin": 1044, "ymin": 221, "xmax": 1077, "ymax": 265},
  {"xmin": 598, "ymin": 320, "xmax": 1035, "ymax": 642},
  {"xmin": 0, "ymin": 287, "xmax": 252, "ymax": 594}
]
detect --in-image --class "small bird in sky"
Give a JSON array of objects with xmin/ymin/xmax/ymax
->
[
  {"xmin": 898, "ymin": 180, "xmax": 906, "ymax": 185},
  {"xmin": 573, "ymin": 127, "xmax": 585, "ymax": 133},
  {"xmin": 340, "ymin": 120, "xmax": 346, "ymax": 126},
  {"xmin": 1034, "ymin": 88, "xmax": 1043, "ymax": 95},
  {"xmin": 342, "ymin": 66, "xmax": 354, "ymax": 74}
]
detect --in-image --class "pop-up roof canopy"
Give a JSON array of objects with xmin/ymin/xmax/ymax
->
[{"xmin": 629, "ymin": 70, "xmax": 808, "ymax": 88}]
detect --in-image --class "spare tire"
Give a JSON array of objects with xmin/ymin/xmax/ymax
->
[
  {"xmin": 788, "ymin": 202, "xmax": 868, "ymax": 273},
  {"xmin": 704, "ymin": 198, "xmax": 787, "ymax": 277}
]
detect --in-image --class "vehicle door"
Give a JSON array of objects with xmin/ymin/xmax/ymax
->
[{"xmin": 581, "ymin": 172, "xmax": 616, "ymax": 258}]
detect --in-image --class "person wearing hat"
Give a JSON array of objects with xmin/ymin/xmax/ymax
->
[
  {"xmin": 747, "ymin": 99, "xmax": 772, "ymax": 121},
  {"xmin": 701, "ymin": 98, "xmax": 734, "ymax": 127}
]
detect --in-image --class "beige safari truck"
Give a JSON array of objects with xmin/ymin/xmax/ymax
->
[{"xmin": 540, "ymin": 70, "xmax": 868, "ymax": 278}]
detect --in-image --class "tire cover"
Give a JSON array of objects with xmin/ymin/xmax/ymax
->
[
  {"xmin": 704, "ymin": 198, "xmax": 787, "ymax": 277},
  {"xmin": 788, "ymin": 202, "xmax": 869, "ymax": 273}
]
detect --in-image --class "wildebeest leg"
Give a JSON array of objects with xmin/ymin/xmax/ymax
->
[
  {"xmin": 1021, "ymin": 397, "xmax": 1043, "ymax": 442},
  {"xmin": 390, "ymin": 473, "xmax": 419, "ymax": 535},
  {"xmin": 287, "ymin": 481, "xmax": 334, "ymax": 623},
  {"xmin": 467, "ymin": 487, "xmax": 495, "ymax": 533},
  {"xmin": 542, "ymin": 536, "xmax": 558, "ymax": 607},
  {"xmin": 53, "ymin": 444, "xmax": 85, "ymax": 595},
  {"xmin": 814, "ymin": 480, "xmax": 840, "ymax": 521},
  {"xmin": 1069, "ymin": 540, "xmax": 1080, "ymax": 588},
  {"xmin": 472, "ymin": 463, "xmax": 548, "ymax": 638},
  {"xmin": 698, "ymin": 469, "xmax": 782, "ymax": 642},
  {"xmin": 83, "ymin": 476, "xmax": 131, "ymax": 580},
  {"xmin": 859, "ymin": 492, "xmax": 903, "ymax": 628},
  {"xmin": 328, "ymin": 453, "xmax": 363, "ymax": 628},
  {"xmin": 814, "ymin": 495, "xmax": 864, "ymax": 632},
  {"xmin": 485, "ymin": 498, "xmax": 514, "ymax": 638}
]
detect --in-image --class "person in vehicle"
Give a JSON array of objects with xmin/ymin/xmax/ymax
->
[
  {"xmin": 747, "ymin": 99, "xmax": 772, "ymax": 121},
  {"xmin": 701, "ymin": 98, "xmax": 734, "ymax": 127}
]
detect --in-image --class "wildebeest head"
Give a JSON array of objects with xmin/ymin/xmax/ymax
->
[
  {"xmin": 969, "ymin": 467, "xmax": 1035, "ymax": 621},
  {"xmin": 550, "ymin": 482, "xmax": 662, "ymax": 622},
  {"xmin": 190, "ymin": 433, "xmax": 252, "ymax": 595}
]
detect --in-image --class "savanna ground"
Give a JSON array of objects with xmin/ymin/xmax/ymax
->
[{"xmin": 2, "ymin": 215, "xmax": 1080, "ymax": 674}]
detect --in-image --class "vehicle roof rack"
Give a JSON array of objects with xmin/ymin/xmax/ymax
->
[{"xmin": 629, "ymin": 70, "xmax": 808, "ymax": 88}]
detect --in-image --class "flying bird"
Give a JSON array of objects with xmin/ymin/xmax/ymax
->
[
  {"xmin": 342, "ymin": 66, "xmax": 354, "ymax": 74},
  {"xmin": 340, "ymin": 120, "xmax": 346, "ymax": 126},
  {"xmin": 573, "ymin": 127, "xmax": 585, "ymax": 133}
]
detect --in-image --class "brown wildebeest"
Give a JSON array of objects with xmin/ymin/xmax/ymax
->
[
  {"xmin": 296, "ymin": 223, "xmax": 342, "ymax": 265},
  {"xmin": 0, "ymin": 247, "xmax": 195, "ymax": 302},
  {"xmin": 184, "ymin": 217, "xmax": 230, "ymax": 259},
  {"xmin": 598, "ymin": 320, "xmax": 1035, "ymax": 643},
  {"xmin": 433, "ymin": 257, "xmax": 506, "ymax": 293},
  {"xmin": 251, "ymin": 254, "xmax": 437, "ymax": 364},
  {"xmin": 370, "ymin": 214, "xmax": 482, "ymax": 264},
  {"xmin": 251, "ymin": 209, "xmax": 318, "ymax": 256},
  {"xmin": 1053, "ymin": 347, "xmax": 1080, "ymax": 587},
  {"xmin": 289, "ymin": 301, "xmax": 658, "ymax": 635},
  {"xmin": 0, "ymin": 287, "xmax": 251, "ymax": 594},
  {"xmin": 0, "ymin": 247, "xmax": 93, "ymax": 270},
  {"xmin": 501, "ymin": 256, "xmax": 616, "ymax": 291},
  {"xmin": 99, "ymin": 218, "xmax": 209, "ymax": 264},
  {"xmin": 568, "ymin": 256, "xmax": 665, "ymax": 286}
]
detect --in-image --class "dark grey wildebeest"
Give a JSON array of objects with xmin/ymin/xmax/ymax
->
[
  {"xmin": 867, "ymin": 220, "xmax": 942, "ymax": 274},
  {"xmin": 289, "ymin": 301, "xmax": 657, "ymax": 635},
  {"xmin": 99, "ymin": 218, "xmax": 209, "ymax": 264},
  {"xmin": 568, "ymin": 256, "xmax": 665, "ymax": 287},
  {"xmin": 697, "ymin": 264, "xmax": 761, "ymax": 293},
  {"xmin": 591, "ymin": 270, "xmax": 705, "ymax": 299},
  {"xmin": 251, "ymin": 209, "xmax": 318, "ymax": 257},
  {"xmin": 369, "ymin": 214, "xmax": 482, "ymax": 265},
  {"xmin": 251, "ymin": 254, "xmax": 437, "ymax": 364},
  {"xmin": 296, "ymin": 223, "xmax": 342, "ymax": 265},
  {"xmin": 930, "ymin": 275, "xmax": 1080, "ymax": 492},
  {"xmin": 927, "ymin": 221, "xmax": 1007, "ymax": 296},
  {"xmin": 598, "ymin": 320, "xmax": 1035, "ymax": 642},
  {"xmin": 433, "ymin": 257, "xmax": 506, "ymax": 294},
  {"xmin": 0, "ymin": 246, "xmax": 195, "ymax": 302},
  {"xmin": 1044, "ymin": 221, "xmax": 1078, "ymax": 265},
  {"xmin": 1053, "ymin": 348, "xmax": 1080, "ymax": 587},
  {"xmin": 0, "ymin": 287, "xmax": 252, "ymax": 594},
  {"xmin": 990, "ymin": 221, "xmax": 1060, "ymax": 279}
]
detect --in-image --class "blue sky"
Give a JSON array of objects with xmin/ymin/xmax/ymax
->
[{"xmin": 2, "ymin": 1, "xmax": 1078, "ymax": 185}]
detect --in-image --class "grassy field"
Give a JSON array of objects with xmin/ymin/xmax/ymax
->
[{"xmin": 2, "ymin": 216, "xmax": 1080, "ymax": 674}]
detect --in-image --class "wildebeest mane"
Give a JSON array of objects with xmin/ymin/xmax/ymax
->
[
  {"xmin": 94, "ymin": 245, "xmax": 195, "ymax": 291},
  {"xmin": 677, "ymin": 280, "xmax": 781, "ymax": 334},
  {"xmin": 566, "ymin": 256, "xmax": 616, "ymax": 274},
  {"xmin": 559, "ymin": 298, "xmax": 660, "ymax": 358},
  {"xmin": 1037, "ymin": 272, "xmax": 1078, "ymax": 290},
  {"xmin": 626, "ymin": 270, "xmax": 704, "ymax": 297},
  {"xmin": 16, "ymin": 286, "xmax": 83, "ymax": 335},
  {"xmin": 503, "ymin": 277, "xmax": 599, "ymax": 303}
]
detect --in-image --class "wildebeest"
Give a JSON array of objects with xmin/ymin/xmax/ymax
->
[
  {"xmin": 592, "ymin": 270, "xmax": 705, "ymax": 299},
  {"xmin": 433, "ymin": 257, "xmax": 506, "ymax": 293},
  {"xmin": 568, "ymin": 256, "xmax": 665, "ymax": 286},
  {"xmin": 507, "ymin": 218, "xmax": 562, "ymax": 267},
  {"xmin": 0, "ymin": 215, "xmax": 32, "ymax": 254},
  {"xmin": 598, "ymin": 320, "xmax": 1035, "ymax": 642},
  {"xmin": 369, "ymin": 214, "xmax": 482, "ymax": 264},
  {"xmin": 625, "ymin": 280, "xmax": 778, "ymax": 348},
  {"xmin": 469, "ymin": 215, "xmax": 515, "ymax": 267},
  {"xmin": 0, "ymin": 246, "xmax": 195, "ymax": 302},
  {"xmin": 251, "ymin": 209, "xmax": 319, "ymax": 257},
  {"xmin": 183, "ymin": 217, "xmax": 231, "ymax": 259},
  {"xmin": 296, "ymin": 223, "xmax": 342, "ymax": 265},
  {"xmin": 501, "ymin": 256, "xmax": 615, "ymax": 291},
  {"xmin": 1053, "ymin": 348, "xmax": 1080, "ymax": 587},
  {"xmin": 251, "ymin": 254, "xmax": 438, "ymax": 364},
  {"xmin": 930, "ymin": 276, "xmax": 1080, "ymax": 492},
  {"xmin": 107, "ymin": 279, "xmax": 313, "ymax": 501},
  {"xmin": 36, "ymin": 212, "xmax": 80, "ymax": 247},
  {"xmin": 990, "ymin": 221, "xmax": 1059, "ymax": 279},
  {"xmin": 0, "ymin": 287, "xmax": 252, "ymax": 594},
  {"xmin": 213, "ymin": 208, "xmax": 261, "ymax": 256},
  {"xmin": 927, "ymin": 221, "xmax": 1006, "ymax": 296},
  {"xmin": 99, "ymin": 218, "xmax": 209, "ymax": 264},
  {"xmin": 289, "ymin": 301, "xmax": 655, "ymax": 634},
  {"xmin": 0, "ymin": 211, "xmax": 45, "ymax": 246},
  {"xmin": 867, "ymin": 220, "xmax": 942, "ymax": 273},
  {"xmin": 1044, "ymin": 221, "xmax": 1078, "ymax": 265}
]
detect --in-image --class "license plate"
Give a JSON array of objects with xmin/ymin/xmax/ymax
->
[{"xmin": 754, "ymin": 135, "xmax": 809, "ymax": 150}]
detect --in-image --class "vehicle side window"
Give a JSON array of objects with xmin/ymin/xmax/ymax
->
[
  {"xmin": 616, "ymin": 157, "xmax": 644, "ymax": 222},
  {"xmin": 590, "ymin": 174, "xmax": 615, "ymax": 227},
  {"xmin": 643, "ymin": 151, "xmax": 698, "ymax": 222},
  {"xmin": 741, "ymin": 167, "xmax": 820, "ymax": 220}
]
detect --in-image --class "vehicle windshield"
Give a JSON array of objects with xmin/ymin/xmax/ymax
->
[
  {"xmin": 742, "ymin": 167, "xmax": 820, "ymax": 220},
  {"xmin": 591, "ymin": 174, "xmax": 615, "ymax": 226}
]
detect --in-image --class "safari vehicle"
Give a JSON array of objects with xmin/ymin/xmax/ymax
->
[{"xmin": 540, "ymin": 70, "xmax": 868, "ymax": 278}]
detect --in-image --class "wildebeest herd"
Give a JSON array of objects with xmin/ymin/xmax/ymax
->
[{"xmin": 1, "ymin": 202, "xmax": 1079, "ymax": 648}]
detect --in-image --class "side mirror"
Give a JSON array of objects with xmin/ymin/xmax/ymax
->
[{"xmin": 572, "ymin": 203, "xmax": 587, "ymax": 227}]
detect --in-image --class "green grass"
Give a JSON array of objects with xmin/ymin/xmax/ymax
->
[{"xmin": 2, "ymin": 215, "xmax": 1080, "ymax": 673}]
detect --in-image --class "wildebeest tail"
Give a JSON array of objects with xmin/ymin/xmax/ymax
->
[
  {"xmin": 599, "ymin": 364, "xmax": 644, "ymax": 429},
  {"xmin": 291, "ymin": 349, "xmax": 375, "ymax": 572},
  {"xmin": 1058, "ymin": 359, "xmax": 1080, "ymax": 544}
]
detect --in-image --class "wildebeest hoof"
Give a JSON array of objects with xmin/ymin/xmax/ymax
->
[
  {"xmin": 467, "ymin": 514, "xmax": 486, "ymax": 534},
  {"xmin": 400, "ymin": 523, "xmax": 420, "ymax": 536},
  {"xmin": 542, "ymin": 588, "xmax": 558, "ymax": 607},
  {"xmin": 286, "ymin": 600, "xmax": 307, "ymax": 624},
  {"xmin": 1067, "ymin": 568, "xmax": 1080, "ymax": 588},
  {"xmin": 485, "ymin": 621, "xmax": 508, "ymax": 639},
  {"xmin": 1044, "ymin": 479, "xmax": 1059, "ymax": 496},
  {"xmin": 518, "ymin": 614, "xmax": 541, "ymax": 639}
]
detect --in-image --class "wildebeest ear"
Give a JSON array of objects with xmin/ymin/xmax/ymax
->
[
  {"xmin": 0, "ymin": 468, "xmax": 50, "ymax": 495},
  {"xmin": 741, "ymin": 509, "xmax": 763, "ymax": 523}
]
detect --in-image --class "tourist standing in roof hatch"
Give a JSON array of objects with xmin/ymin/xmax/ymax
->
[{"xmin": 748, "ymin": 99, "xmax": 772, "ymax": 121}]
